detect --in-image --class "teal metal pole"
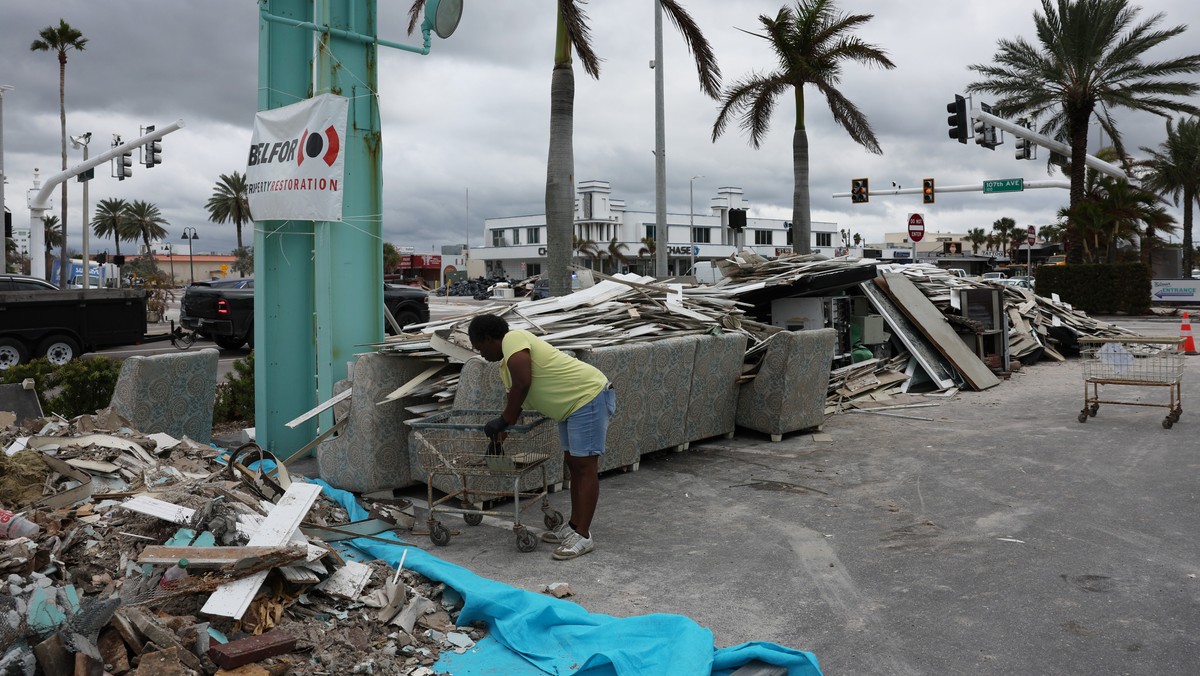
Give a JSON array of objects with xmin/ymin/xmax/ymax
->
[
  {"xmin": 313, "ymin": 0, "xmax": 383, "ymax": 430},
  {"xmin": 256, "ymin": 0, "xmax": 318, "ymax": 457}
]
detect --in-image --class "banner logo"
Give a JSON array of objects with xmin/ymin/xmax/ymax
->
[{"xmin": 246, "ymin": 93, "xmax": 348, "ymax": 221}]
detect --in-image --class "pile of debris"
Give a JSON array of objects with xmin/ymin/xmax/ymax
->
[
  {"xmin": 1, "ymin": 408, "xmax": 489, "ymax": 675},
  {"xmin": 368, "ymin": 255, "xmax": 1143, "ymax": 421}
]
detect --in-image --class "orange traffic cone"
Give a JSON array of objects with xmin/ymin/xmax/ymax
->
[{"xmin": 1180, "ymin": 311, "xmax": 1198, "ymax": 355}]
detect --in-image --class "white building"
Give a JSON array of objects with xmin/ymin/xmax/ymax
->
[{"xmin": 478, "ymin": 180, "xmax": 839, "ymax": 279}]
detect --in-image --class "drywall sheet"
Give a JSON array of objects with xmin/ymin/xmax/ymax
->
[{"xmin": 859, "ymin": 281, "xmax": 957, "ymax": 390}]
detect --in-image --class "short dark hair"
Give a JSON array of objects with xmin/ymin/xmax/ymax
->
[{"xmin": 468, "ymin": 314, "xmax": 509, "ymax": 343}]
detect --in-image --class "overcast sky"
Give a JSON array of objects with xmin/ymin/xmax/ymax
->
[{"xmin": 3, "ymin": 0, "xmax": 1199, "ymax": 258}]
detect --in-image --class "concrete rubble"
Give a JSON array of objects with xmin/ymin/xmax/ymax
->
[{"xmin": 1, "ymin": 409, "xmax": 490, "ymax": 675}]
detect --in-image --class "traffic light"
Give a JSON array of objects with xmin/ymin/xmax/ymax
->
[
  {"xmin": 728, "ymin": 208, "xmax": 746, "ymax": 231},
  {"xmin": 923, "ymin": 178, "xmax": 935, "ymax": 205},
  {"xmin": 973, "ymin": 102, "xmax": 999, "ymax": 150},
  {"xmin": 851, "ymin": 178, "xmax": 869, "ymax": 204},
  {"xmin": 144, "ymin": 125, "xmax": 162, "ymax": 168},
  {"xmin": 112, "ymin": 255, "xmax": 126, "ymax": 266},
  {"xmin": 1015, "ymin": 136, "xmax": 1033, "ymax": 160},
  {"xmin": 946, "ymin": 95, "xmax": 968, "ymax": 144},
  {"xmin": 118, "ymin": 151, "xmax": 133, "ymax": 180},
  {"xmin": 96, "ymin": 252, "xmax": 107, "ymax": 265},
  {"xmin": 784, "ymin": 221, "xmax": 793, "ymax": 246}
]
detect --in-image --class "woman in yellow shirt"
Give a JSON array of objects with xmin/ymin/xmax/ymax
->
[{"xmin": 469, "ymin": 314, "xmax": 616, "ymax": 560}]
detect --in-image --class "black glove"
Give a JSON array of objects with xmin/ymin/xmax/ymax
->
[{"xmin": 484, "ymin": 416, "xmax": 509, "ymax": 439}]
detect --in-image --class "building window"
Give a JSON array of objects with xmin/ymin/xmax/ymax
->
[
  {"xmin": 526, "ymin": 263, "xmax": 542, "ymax": 276},
  {"xmin": 754, "ymin": 230, "xmax": 772, "ymax": 245},
  {"xmin": 511, "ymin": 228, "xmax": 521, "ymax": 245},
  {"xmin": 527, "ymin": 227, "xmax": 541, "ymax": 244},
  {"xmin": 692, "ymin": 227, "xmax": 711, "ymax": 244},
  {"xmin": 816, "ymin": 232, "xmax": 832, "ymax": 247},
  {"xmin": 492, "ymin": 230, "xmax": 506, "ymax": 247},
  {"xmin": 645, "ymin": 225, "xmax": 656, "ymax": 240}
]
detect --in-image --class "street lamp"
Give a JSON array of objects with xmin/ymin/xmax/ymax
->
[
  {"xmin": 70, "ymin": 131, "xmax": 92, "ymax": 288},
  {"xmin": 181, "ymin": 227, "xmax": 198, "ymax": 284},
  {"xmin": 166, "ymin": 243, "xmax": 175, "ymax": 285},
  {"xmin": 689, "ymin": 175, "xmax": 704, "ymax": 276}
]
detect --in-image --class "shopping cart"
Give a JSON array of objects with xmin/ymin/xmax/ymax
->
[
  {"xmin": 409, "ymin": 410, "xmax": 563, "ymax": 552},
  {"xmin": 1078, "ymin": 337, "xmax": 1185, "ymax": 429}
]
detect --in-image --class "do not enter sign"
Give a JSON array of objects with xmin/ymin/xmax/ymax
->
[
  {"xmin": 908, "ymin": 213, "xmax": 925, "ymax": 242},
  {"xmin": 1027, "ymin": 225, "xmax": 1037, "ymax": 245}
]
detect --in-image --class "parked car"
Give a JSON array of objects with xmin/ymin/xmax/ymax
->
[
  {"xmin": 1046, "ymin": 255, "xmax": 1067, "ymax": 266},
  {"xmin": 981, "ymin": 272, "xmax": 1006, "ymax": 280},
  {"xmin": 944, "ymin": 268, "xmax": 969, "ymax": 278},
  {"xmin": 995, "ymin": 278, "xmax": 1034, "ymax": 290},
  {"xmin": 0, "ymin": 274, "xmax": 59, "ymax": 292}
]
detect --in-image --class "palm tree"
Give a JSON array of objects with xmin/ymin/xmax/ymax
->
[
  {"xmin": 1005, "ymin": 223, "xmax": 1028, "ymax": 260},
  {"xmin": 967, "ymin": 0, "xmax": 1200, "ymax": 264},
  {"xmin": 91, "ymin": 198, "xmax": 130, "ymax": 257},
  {"xmin": 992, "ymin": 217, "xmax": 1015, "ymax": 256},
  {"xmin": 605, "ymin": 236, "xmax": 629, "ymax": 274},
  {"xmin": 205, "ymin": 171, "xmax": 252, "ymax": 253},
  {"xmin": 125, "ymin": 200, "xmax": 169, "ymax": 254},
  {"xmin": 31, "ymin": 19, "xmax": 88, "ymax": 288},
  {"xmin": 966, "ymin": 227, "xmax": 988, "ymax": 254},
  {"xmin": 572, "ymin": 234, "xmax": 599, "ymax": 270},
  {"xmin": 41, "ymin": 215, "xmax": 63, "ymax": 279},
  {"xmin": 1139, "ymin": 117, "xmax": 1200, "ymax": 271},
  {"xmin": 545, "ymin": 2, "xmax": 719, "ymax": 296},
  {"xmin": 713, "ymin": 1, "xmax": 895, "ymax": 255}
]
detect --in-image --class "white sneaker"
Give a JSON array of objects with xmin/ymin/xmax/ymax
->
[
  {"xmin": 552, "ymin": 531, "xmax": 594, "ymax": 560},
  {"xmin": 541, "ymin": 522, "xmax": 576, "ymax": 544}
]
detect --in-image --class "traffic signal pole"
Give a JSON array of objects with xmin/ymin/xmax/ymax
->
[
  {"xmin": 27, "ymin": 121, "xmax": 184, "ymax": 280},
  {"xmin": 833, "ymin": 179, "xmax": 1070, "ymax": 200},
  {"xmin": 972, "ymin": 109, "xmax": 1127, "ymax": 181}
]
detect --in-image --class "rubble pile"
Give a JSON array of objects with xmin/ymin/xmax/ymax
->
[
  {"xmin": 1, "ymin": 409, "xmax": 486, "ymax": 675},
  {"xmin": 369, "ymin": 255, "xmax": 1144, "ymax": 421}
]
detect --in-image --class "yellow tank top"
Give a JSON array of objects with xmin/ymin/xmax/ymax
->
[{"xmin": 500, "ymin": 330, "xmax": 607, "ymax": 421}]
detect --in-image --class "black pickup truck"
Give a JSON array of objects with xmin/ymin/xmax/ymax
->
[
  {"xmin": 180, "ymin": 278, "xmax": 430, "ymax": 350},
  {"xmin": 0, "ymin": 274, "xmax": 149, "ymax": 369}
]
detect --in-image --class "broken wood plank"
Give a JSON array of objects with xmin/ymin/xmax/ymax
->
[
  {"xmin": 315, "ymin": 560, "xmax": 372, "ymax": 600},
  {"xmin": 200, "ymin": 482, "xmax": 322, "ymax": 619},
  {"xmin": 285, "ymin": 387, "xmax": 353, "ymax": 429},
  {"xmin": 137, "ymin": 545, "xmax": 308, "ymax": 568}
]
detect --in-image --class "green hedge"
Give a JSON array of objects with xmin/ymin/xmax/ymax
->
[
  {"xmin": 1035, "ymin": 263, "xmax": 1151, "ymax": 315},
  {"xmin": 214, "ymin": 351, "xmax": 255, "ymax": 423},
  {"xmin": 0, "ymin": 357, "xmax": 123, "ymax": 419}
]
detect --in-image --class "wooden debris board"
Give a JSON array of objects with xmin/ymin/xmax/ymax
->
[
  {"xmin": 137, "ymin": 545, "xmax": 308, "ymax": 568},
  {"xmin": 315, "ymin": 559, "xmax": 373, "ymax": 599},
  {"xmin": 120, "ymin": 496, "xmax": 195, "ymax": 524},
  {"xmin": 880, "ymin": 273, "xmax": 1000, "ymax": 391},
  {"xmin": 201, "ymin": 482, "xmax": 322, "ymax": 619}
]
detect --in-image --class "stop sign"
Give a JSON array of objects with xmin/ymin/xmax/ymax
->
[
  {"xmin": 1027, "ymin": 225, "xmax": 1037, "ymax": 245},
  {"xmin": 907, "ymin": 213, "xmax": 925, "ymax": 242}
]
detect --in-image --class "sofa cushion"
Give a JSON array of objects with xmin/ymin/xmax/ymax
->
[{"xmin": 109, "ymin": 348, "xmax": 219, "ymax": 443}]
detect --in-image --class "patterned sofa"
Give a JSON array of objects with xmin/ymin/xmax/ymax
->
[
  {"xmin": 735, "ymin": 328, "xmax": 836, "ymax": 441},
  {"xmin": 109, "ymin": 348, "xmax": 219, "ymax": 443},
  {"xmin": 683, "ymin": 332, "xmax": 748, "ymax": 445},
  {"xmin": 317, "ymin": 351, "xmax": 443, "ymax": 492}
]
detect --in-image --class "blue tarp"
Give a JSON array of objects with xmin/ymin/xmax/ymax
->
[{"xmin": 311, "ymin": 479, "xmax": 821, "ymax": 676}]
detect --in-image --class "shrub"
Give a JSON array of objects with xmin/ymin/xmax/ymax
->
[
  {"xmin": 214, "ymin": 351, "xmax": 255, "ymax": 423},
  {"xmin": 1036, "ymin": 263, "xmax": 1151, "ymax": 315},
  {"xmin": 0, "ymin": 357, "xmax": 123, "ymax": 419}
]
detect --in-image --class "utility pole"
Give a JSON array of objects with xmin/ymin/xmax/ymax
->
[
  {"xmin": 0, "ymin": 85, "xmax": 11, "ymax": 275},
  {"xmin": 71, "ymin": 132, "xmax": 92, "ymax": 288},
  {"xmin": 653, "ymin": 0, "xmax": 667, "ymax": 277}
]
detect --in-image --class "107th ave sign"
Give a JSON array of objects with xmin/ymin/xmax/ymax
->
[{"xmin": 983, "ymin": 178, "xmax": 1024, "ymax": 194}]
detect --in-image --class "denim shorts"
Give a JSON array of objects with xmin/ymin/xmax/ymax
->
[{"xmin": 558, "ymin": 384, "xmax": 617, "ymax": 456}]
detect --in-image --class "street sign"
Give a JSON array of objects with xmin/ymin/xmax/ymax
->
[
  {"xmin": 908, "ymin": 213, "xmax": 925, "ymax": 242},
  {"xmin": 1027, "ymin": 225, "xmax": 1036, "ymax": 245},
  {"xmin": 76, "ymin": 168, "xmax": 95, "ymax": 183},
  {"xmin": 983, "ymin": 178, "xmax": 1024, "ymax": 194}
]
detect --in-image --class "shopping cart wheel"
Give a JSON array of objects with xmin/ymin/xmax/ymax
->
[
  {"xmin": 516, "ymin": 529, "xmax": 538, "ymax": 553},
  {"xmin": 464, "ymin": 511, "xmax": 484, "ymax": 526},
  {"xmin": 1088, "ymin": 404, "xmax": 1099, "ymax": 417},
  {"xmin": 429, "ymin": 522, "xmax": 452, "ymax": 546},
  {"xmin": 1078, "ymin": 412, "xmax": 1089, "ymax": 423},
  {"xmin": 1162, "ymin": 418, "xmax": 1174, "ymax": 429},
  {"xmin": 543, "ymin": 509, "xmax": 564, "ymax": 530},
  {"xmin": 1170, "ymin": 408, "xmax": 1182, "ymax": 422}
]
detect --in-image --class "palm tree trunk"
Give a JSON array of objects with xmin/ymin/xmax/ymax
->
[
  {"xmin": 235, "ymin": 218, "xmax": 244, "ymax": 252},
  {"xmin": 545, "ymin": 61, "xmax": 575, "ymax": 297},
  {"xmin": 792, "ymin": 91, "xmax": 811, "ymax": 255},
  {"xmin": 1184, "ymin": 187, "xmax": 1194, "ymax": 272},
  {"xmin": 1066, "ymin": 113, "xmax": 1090, "ymax": 265},
  {"xmin": 58, "ymin": 54, "xmax": 69, "ymax": 287}
]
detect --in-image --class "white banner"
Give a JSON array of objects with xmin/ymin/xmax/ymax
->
[{"xmin": 246, "ymin": 93, "xmax": 348, "ymax": 221}]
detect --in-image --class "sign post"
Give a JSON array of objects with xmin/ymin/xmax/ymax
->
[
  {"xmin": 1027, "ymin": 225, "xmax": 1036, "ymax": 278},
  {"xmin": 908, "ymin": 213, "xmax": 925, "ymax": 264}
]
